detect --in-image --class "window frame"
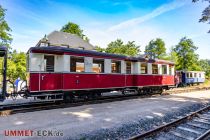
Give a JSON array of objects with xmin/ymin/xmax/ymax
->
[
  {"xmin": 141, "ymin": 63, "xmax": 148, "ymax": 74},
  {"xmin": 190, "ymin": 73, "xmax": 193, "ymax": 78},
  {"xmin": 161, "ymin": 65, "xmax": 167, "ymax": 75},
  {"xmin": 126, "ymin": 61, "xmax": 132, "ymax": 74},
  {"xmin": 169, "ymin": 65, "xmax": 173, "ymax": 75},
  {"xmin": 44, "ymin": 55, "xmax": 55, "ymax": 72},
  {"xmin": 152, "ymin": 64, "xmax": 158, "ymax": 74},
  {"xmin": 194, "ymin": 73, "xmax": 197, "ymax": 78},
  {"xmin": 70, "ymin": 56, "xmax": 85, "ymax": 73},
  {"xmin": 111, "ymin": 60, "xmax": 121, "ymax": 73},
  {"xmin": 92, "ymin": 58, "xmax": 104, "ymax": 73}
]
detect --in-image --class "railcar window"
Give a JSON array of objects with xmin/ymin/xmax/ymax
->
[
  {"xmin": 162, "ymin": 65, "xmax": 167, "ymax": 74},
  {"xmin": 190, "ymin": 73, "xmax": 193, "ymax": 78},
  {"xmin": 93, "ymin": 59, "xmax": 104, "ymax": 73},
  {"xmin": 44, "ymin": 55, "xmax": 54, "ymax": 72},
  {"xmin": 169, "ymin": 65, "xmax": 172, "ymax": 75},
  {"xmin": 111, "ymin": 60, "xmax": 121, "ymax": 73},
  {"xmin": 141, "ymin": 63, "xmax": 147, "ymax": 74},
  {"xmin": 199, "ymin": 73, "xmax": 201, "ymax": 78},
  {"xmin": 152, "ymin": 64, "xmax": 158, "ymax": 74},
  {"xmin": 126, "ymin": 61, "xmax": 132, "ymax": 74},
  {"xmin": 194, "ymin": 73, "xmax": 197, "ymax": 78},
  {"xmin": 70, "ymin": 56, "xmax": 85, "ymax": 72}
]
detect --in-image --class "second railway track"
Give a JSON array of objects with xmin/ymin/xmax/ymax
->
[
  {"xmin": 0, "ymin": 87, "xmax": 209, "ymax": 116},
  {"xmin": 0, "ymin": 93, "xmax": 158, "ymax": 116},
  {"xmin": 130, "ymin": 105, "xmax": 210, "ymax": 140}
]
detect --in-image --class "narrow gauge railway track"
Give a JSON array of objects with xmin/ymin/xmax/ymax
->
[
  {"xmin": 0, "ymin": 93, "xmax": 159, "ymax": 116},
  {"xmin": 0, "ymin": 87, "xmax": 209, "ymax": 116},
  {"xmin": 166, "ymin": 87, "xmax": 210, "ymax": 95},
  {"xmin": 130, "ymin": 105, "xmax": 210, "ymax": 140}
]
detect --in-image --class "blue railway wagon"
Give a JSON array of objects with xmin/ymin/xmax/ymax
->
[{"xmin": 185, "ymin": 71, "xmax": 205, "ymax": 85}]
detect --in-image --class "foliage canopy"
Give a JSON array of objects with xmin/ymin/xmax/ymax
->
[
  {"xmin": 61, "ymin": 22, "xmax": 89, "ymax": 42},
  {"xmin": 193, "ymin": 0, "xmax": 210, "ymax": 33},
  {"xmin": 0, "ymin": 5, "xmax": 12, "ymax": 47},
  {"xmin": 7, "ymin": 50, "xmax": 27, "ymax": 81},
  {"xmin": 173, "ymin": 37, "xmax": 200, "ymax": 71},
  {"xmin": 96, "ymin": 39, "xmax": 140, "ymax": 56},
  {"xmin": 145, "ymin": 38, "xmax": 166, "ymax": 59}
]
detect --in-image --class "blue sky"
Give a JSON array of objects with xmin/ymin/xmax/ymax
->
[{"xmin": 1, "ymin": 0, "xmax": 210, "ymax": 59}]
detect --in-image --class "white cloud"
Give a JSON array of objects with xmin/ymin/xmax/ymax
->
[
  {"xmin": 85, "ymin": 25, "xmax": 166, "ymax": 53},
  {"xmin": 108, "ymin": 0, "xmax": 188, "ymax": 32},
  {"xmin": 85, "ymin": 0, "xmax": 190, "ymax": 52}
]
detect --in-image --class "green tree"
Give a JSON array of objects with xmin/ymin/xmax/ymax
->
[
  {"xmin": 105, "ymin": 39, "xmax": 140, "ymax": 56},
  {"xmin": 0, "ymin": 5, "xmax": 12, "ymax": 47},
  {"xmin": 145, "ymin": 38, "xmax": 166, "ymax": 59},
  {"xmin": 7, "ymin": 50, "xmax": 27, "ymax": 81},
  {"xmin": 161, "ymin": 46, "xmax": 178, "ymax": 62},
  {"xmin": 193, "ymin": 0, "xmax": 210, "ymax": 33},
  {"xmin": 95, "ymin": 45, "xmax": 105, "ymax": 52},
  {"xmin": 174, "ymin": 37, "xmax": 200, "ymax": 71},
  {"xmin": 60, "ymin": 22, "xmax": 89, "ymax": 42},
  {"xmin": 198, "ymin": 59, "xmax": 210, "ymax": 78}
]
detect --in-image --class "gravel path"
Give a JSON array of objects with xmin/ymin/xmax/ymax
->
[{"xmin": 0, "ymin": 90, "xmax": 209, "ymax": 140}]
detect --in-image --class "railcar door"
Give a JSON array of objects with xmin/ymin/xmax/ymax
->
[
  {"xmin": 40, "ymin": 73, "xmax": 63, "ymax": 91},
  {"xmin": 40, "ymin": 55, "xmax": 63, "ymax": 91},
  {"xmin": 181, "ymin": 72, "xmax": 187, "ymax": 85}
]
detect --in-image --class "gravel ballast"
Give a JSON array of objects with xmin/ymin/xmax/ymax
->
[{"xmin": 74, "ymin": 103, "xmax": 209, "ymax": 139}]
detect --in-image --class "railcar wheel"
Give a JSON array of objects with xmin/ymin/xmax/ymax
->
[
  {"xmin": 158, "ymin": 88, "xmax": 163, "ymax": 95},
  {"xmin": 137, "ymin": 89, "xmax": 143, "ymax": 95},
  {"xmin": 96, "ymin": 92, "xmax": 102, "ymax": 97},
  {"xmin": 64, "ymin": 94, "xmax": 75, "ymax": 103},
  {"xmin": 122, "ymin": 90, "xmax": 126, "ymax": 95}
]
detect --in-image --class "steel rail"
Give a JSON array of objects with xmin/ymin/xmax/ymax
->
[
  {"xmin": 1, "ymin": 87, "xmax": 210, "ymax": 116},
  {"xmin": 129, "ymin": 105, "xmax": 210, "ymax": 140},
  {"xmin": 0, "ymin": 93, "xmax": 157, "ymax": 116}
]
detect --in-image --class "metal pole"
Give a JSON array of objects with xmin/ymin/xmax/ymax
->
[{"xmin": 2, "ymin": 50, "xmax": 7, "ymax": 100}]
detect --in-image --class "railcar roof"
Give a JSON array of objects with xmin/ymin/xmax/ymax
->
[{"xmin": 28, "ymin": 46, "xmax": 174, "ymax": 64}]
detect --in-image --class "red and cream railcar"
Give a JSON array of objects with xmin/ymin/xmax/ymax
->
[{"xmin": 27, "ymin": 46, "xmax": 175, "ymax": 99}]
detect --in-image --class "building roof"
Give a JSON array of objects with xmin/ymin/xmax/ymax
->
[
  {"xmin": 36, "ymin": 31, "xmax": 95, "ymax": 50},
  {"xmin": 28, "ymin": 46, "xmax": 175, "ymax": 65}
]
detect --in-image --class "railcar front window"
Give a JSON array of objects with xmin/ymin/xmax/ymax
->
[
  {"xmin": 93, "ymin": 59, "xmax": 104, "ymax": 73},
  {"xmin": 162, "ymin": 65, "xmax": 167, "ymax": 74},
  {"xmin": 152, "ymin": 64, "xmax": 158, "ymax": 74},
  {"xmin": 126, "ymin": 61, "xmax": 131, "ymax": 74},
  {"xmin": 141, "ymin": 63, "xmax": 147, "ymax": 74},
  {"xmin": 44, "ymin": 55, "xmax": 54, "ymax": 72},
  {"xmin": 111, "ymin": 60, "xmax": 121, "ymax": 73},
  {"xmin": 70, "ymin": 56, "xmax": 85, "ymax": 72}
]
